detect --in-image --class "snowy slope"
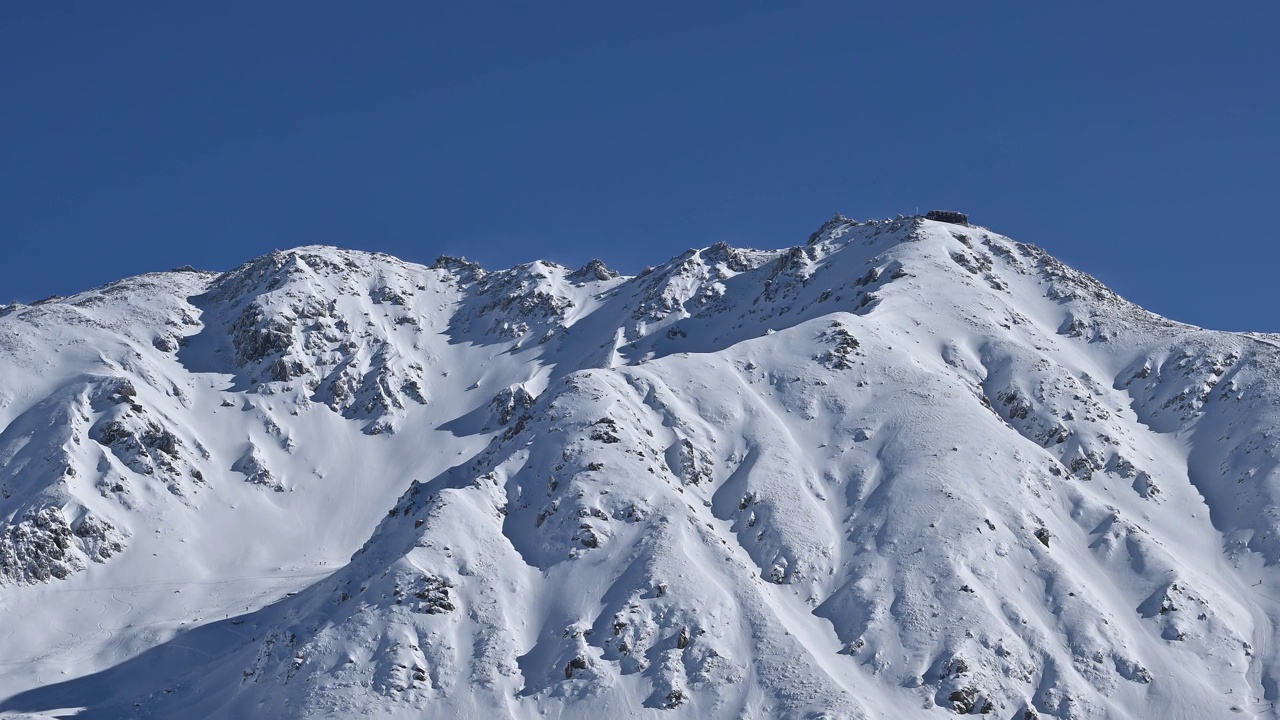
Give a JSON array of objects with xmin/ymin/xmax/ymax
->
[{"xmin": 1, "ymin": 216, "xmax": 1278, "ymax": 719}]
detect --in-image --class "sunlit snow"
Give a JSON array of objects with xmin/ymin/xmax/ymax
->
[{"xmin": 0, "ymin": 215, "xmax": 1277, "ymax": 719}]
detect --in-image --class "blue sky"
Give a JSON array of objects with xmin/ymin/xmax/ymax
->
[{"xmin": 2, "ymin": 2, "xmax": 1276, "ymax": 330}]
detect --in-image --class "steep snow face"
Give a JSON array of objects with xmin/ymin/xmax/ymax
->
[{"xmin": 1, "ymin": 219, "xmax": 1279, "ymax": 719}]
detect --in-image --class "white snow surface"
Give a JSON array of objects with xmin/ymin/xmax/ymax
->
[{"xmin": 0, "ymin": 216, "xmax": 1278, "ymax": 719}]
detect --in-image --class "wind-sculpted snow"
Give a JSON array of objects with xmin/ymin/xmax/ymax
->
[{"xmin": 1, "ymin": 218, "xmax": 1278, "ymax": 719}]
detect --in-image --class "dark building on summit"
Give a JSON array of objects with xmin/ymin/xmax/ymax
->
[{"xmin": 925, "ymin": 210, "xmax": 968, "ymax": 225}]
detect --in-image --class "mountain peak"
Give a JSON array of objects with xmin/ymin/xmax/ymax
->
[{"xmin": 1, "ymin": 216, "xmax": 1278, "ymax": 719}]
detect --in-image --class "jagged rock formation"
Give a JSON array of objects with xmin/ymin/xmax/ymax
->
[{"xmin": 0, "ymin": 217, "xmax": 1278, "ymax": 719}]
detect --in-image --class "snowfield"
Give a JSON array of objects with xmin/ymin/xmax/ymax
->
[{"xmin": 0, "ymin": 215, "xmax": 1277, "ymax": 719}]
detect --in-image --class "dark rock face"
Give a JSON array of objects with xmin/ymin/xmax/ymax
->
[
  {"xmin": 0, "ymin": 507, "xmax": 126, "ymax": 584},
  {"xmin": 394, "ymin": 573, "xmax": 456, "ymax": 614},
  {"xmin": 926, "ymin": 210, "xmax": 969, "ymax": 225},
  {"xmin": 817, "ymin": 322, "xmax": 861, "ymax": 370},
  {"xmin": 233, "ymin": 446, "xmax": 281, "ymax": 491},
  {"xmin": 231, "ymin": 301, "xmax": 297, "ymax": 367},
  {"xmin": 491, "ymin": 386, "xmax": 537, "ymax": 426},
  {"xmin": 564, "ymin": 656, "xmax": 589, "ymax": 678},
  {"xmin": 569, "ymin": 259, "xmax": 620, "ymax": 282},
  {"xmin": 0, "ymin": 508, "xmax": 77, "ymax": 583}
]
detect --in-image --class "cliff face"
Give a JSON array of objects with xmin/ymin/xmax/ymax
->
[{"xmin": 1, "ymin": 216, "xmax": 1278, "ymax": 719}]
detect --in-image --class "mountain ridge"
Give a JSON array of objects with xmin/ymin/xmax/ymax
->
[{"xmin": 1, "ymin": 215, "xmax": 1278, "ymax": 719}]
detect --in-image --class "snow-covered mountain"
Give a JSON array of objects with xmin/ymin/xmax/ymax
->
[{"xmin": 1, "ymin": 215, "xmax": 1278, "ymax": 719}]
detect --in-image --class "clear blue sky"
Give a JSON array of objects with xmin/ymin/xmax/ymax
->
[{"xmin": 2, "ymin": 2, "xmax": 1276, "ymax": 331}]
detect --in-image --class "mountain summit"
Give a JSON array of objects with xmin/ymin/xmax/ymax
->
[{"xmin": 1, "ymin": 216, "xmax": 1278, "ymax": 719}]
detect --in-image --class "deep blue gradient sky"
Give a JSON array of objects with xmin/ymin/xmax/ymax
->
[{"xmin": 2, "ymin": 3, "xmax": 1277, "ymax": 330}]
